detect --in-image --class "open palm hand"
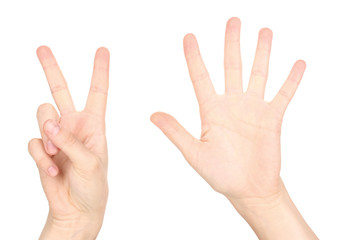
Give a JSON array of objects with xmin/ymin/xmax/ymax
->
[{"xmin": 152, "ymin": 17, "xmax": 306, "ymax": 202}]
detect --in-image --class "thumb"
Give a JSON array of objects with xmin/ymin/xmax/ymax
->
[
  {"xmin": 43, "ymin": 119, "xmax": 96, "ymax": 169},
  {"xmin": 150, "ymin": 112, "xmax": 199, "ymax": 161}
]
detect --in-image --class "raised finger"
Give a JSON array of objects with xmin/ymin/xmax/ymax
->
[
  {"xmin": 37, "ymin": 46, "xmax": 75, "ymax": 115},
  {"xmin": 85, "ymin": 47, "xmax": 110, "ymax": 117},
  {"xmin": 247, "ymin": 28, "xmax": 273, "ymax": 98},
  {"xmin": 184, "ymin": 34, "xmax": 216, "ymax": 106},
  {"xmin": 270, "ymin": 60, "xmax": 306, "ymax": 115},
  {"xmin": 150, "ymin": 112, "xmax": 200, "ymax": 164},
  {"xmin": 224, "ymin": 17, "xmax": 243, "ymax": 94}
]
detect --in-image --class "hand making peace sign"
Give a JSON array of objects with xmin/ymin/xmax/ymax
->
[{"xmin": 28, "ymin": 46, "xmax": 109, "ymax": 239}]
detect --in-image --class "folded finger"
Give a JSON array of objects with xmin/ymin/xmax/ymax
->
[
  {"xmin": 28, "ymin": 138, "xmax": 59, "ymax": 177},
  {"xmin": 37, "ymin": 103, "xmax": 60, "ymax": 155},
  {"xmin": 43, "ymin": 119, "xmax": 98, "ymax": 170}
]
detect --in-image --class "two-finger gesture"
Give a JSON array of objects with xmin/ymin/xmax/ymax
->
[{"xmin": 28, "ymin": 46, "xmax": 110, "ymax": 238}]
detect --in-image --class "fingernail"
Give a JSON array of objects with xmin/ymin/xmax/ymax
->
[
  {"xmin": 47, "ymin": 166, "xmax": 58, "ymax": 177},
  {"xmin": 46, "ymin": 120, "xmax": 60, "ymax": 136},
  {"xmin": 47, "ymin": 140, "xmax": 58, "ymax": 154}
]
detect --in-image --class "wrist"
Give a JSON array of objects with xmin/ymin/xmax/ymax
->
[
  {"xmin": 227, "ymin": 180, "xmax": 317, "ymax": 239},
  {"xmin": 228, "ymin": 180, "xmax": 287, "ymax": 218},
  {"xmin": 39, "ymin": 212, "xmax": 104, "ymax": 240}
]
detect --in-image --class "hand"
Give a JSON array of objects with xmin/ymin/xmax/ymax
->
[
  {"xmin": 28, "ymin": 46, "xmax": 109, "ymax": 240},
  {"xmin": 151, "ymin": 17, "xmax": 317, "ymax": 239},
  {"xmin": 152, "ymin": 17, "xmax": 301, "ymax": 205}
]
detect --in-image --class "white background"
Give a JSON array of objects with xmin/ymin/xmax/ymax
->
[{"xmin": 0, "ymin": 0, "xmax": 341, "ymax": 239}]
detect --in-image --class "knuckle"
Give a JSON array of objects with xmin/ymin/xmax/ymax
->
[
  {"xmin": 246, "ymin": 89, "xmax": 262, "ymax": 98},
  {"xmin": 198, "ymin": 95, "xmax": 213, "ymax": 108},
  {"xmin": 224, "ymin": 61, "xmax": 242, "ymax": 71},
  {"xmin": 88, "ymin": 156, "xmax": 102, "ymax": 171},
  {"xmin": 251, "ymin": 69, "xmax": 267, "ymax": 79},
  {"xmin": 35, "ymin": 155, "xmax": 49, "ymax": 168},
  {"xmin": 278, "ymin": 89, "xmax": 291, "ymax": 101},
  {"xmin": 64, "ymin": 132, "xmax": 77, "ymax": 147},
  {"xmin": 89, "ymin": 85, "xmax": 108, "ymax": 95},
  {"xmin": 50, "ymin": 84, "xmax": 68, "ymax": 94},
  {"xmin": 76, "ymin": 156, "xmax": 103, "ymax": 176},
  {"xmin": 41, "ymin": 62, "xmax": 58, "ymax": 70},
  {"xmin": 171, "ymin": 124, "xmax": 182, "ymax": 135},
  {"xmin": 192, "ymin": 71, "xmax": 210, "ymax": 84}
]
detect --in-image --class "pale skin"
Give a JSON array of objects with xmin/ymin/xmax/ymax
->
[
  {"xmin": 28, "ymin": 47, "xmax": 110, "ymax": 239},
  {"xmin": 151, "ymin": 17, "xmax": 318, "ymax": 239}
]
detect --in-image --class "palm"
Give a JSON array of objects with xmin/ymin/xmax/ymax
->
[
  {"xmin": 59, "ymin": 112, "xmax": 106, "ymax": 156},
  {"xmin": 194, "ymin": 94, "xmax": 282, "ymax": 198},
  {"xmin": 46, "ymin": 112, "xmax": 106, "ymax": 214},
  {"xmin": 152, "ymin": 18, "xmax": 306, "ymax": 200}
]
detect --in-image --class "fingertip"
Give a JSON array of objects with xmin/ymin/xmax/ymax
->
[
  {"xmin": 36, "ymin": 45, "xmax": 52, "ymax": 57},
  {"xmin": 150, "ymin": 112, "xmax": 158, "ymax": 122},
  {"xmin": 183, "ymin": 33, "xmax": 200, "ymax": 57},
  {"xmin": 36, "ymin": 103, "xmax": 56, "ymax": 118},
  {"xmin": 36, "ymin": 46, "xmax": 56, "ymax": 69},
  {"xmin": 259, "ymin": 28, "xmax": 273, "ymax": 38},
  {"xmin": 183, "ymin": 33, "xmax": 197, "ymax": 47},
  {"xmin": 28, "ymin": 138, "xmax": 39, "ymax": 154},
  {"xmin": 43, "ymin": 119, "xmax": 60, "ymax": 137},
  {"xmin": 47, "ymin": 166, "xmax": 59, "ymax": 177},
  {"xmin": 94, "ymin": 47, "xmax": 110, "ymax": 72},
  {"xmin": 184, "ymin": 33, "xmax": 196, "ymax": 41},
  {"xmin": 46, "ymin": 140, "xmax": 59, "ymax": 155},
  {"xmin": 290, "ymin": 60, "xmax": 306, "ymax": 83},
  {"xmin": 150, "ymin": 112, "xmax": 175, "ymax": 128},
  {"xmin": 96, "ymin": 47, "xmax": 110, "ymax": 58},
  {"xmin": 296, "ymin": 59, "xmax": 306, "ymax": 69},
  {"xmin": 150, "ymin": 112, "xmax": 164, "ymax": 125},
  {"xmin": 227, "ymin": 17, "xmax": 241, "ymax": 28}
]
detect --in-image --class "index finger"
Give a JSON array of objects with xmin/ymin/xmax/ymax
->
[
  {"xmin": 37, "ymin": 46, "xmax": 75, "ymax": 115},
  {"xmin": 184, "ymin": 34, "xmax": 216, "ymax": 106}
]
